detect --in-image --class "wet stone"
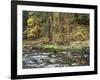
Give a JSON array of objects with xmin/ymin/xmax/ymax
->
[
  {"xmin": 83, "ymin": 54, "xmax": 89, "ymax": 58},
  {"xmin": 23, "ymin": 48, "xmax": 89, "ymax": 68},
  {"xmin": 72, "ymin": 63, "xmax": 78, "ymax": 66}
]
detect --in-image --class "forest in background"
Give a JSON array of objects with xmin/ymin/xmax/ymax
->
[
  {"xmin": 22, "ymin": 11, "xmax": 90, "ymax": 68},
  {"xmin": 23, "ymin": 11, "xmax": 89, "ymax": 51}
]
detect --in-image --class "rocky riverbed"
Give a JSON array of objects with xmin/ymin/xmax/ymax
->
[{"xmin": 23, "ymin": 48, "xmax": 89, "ymax": 69}]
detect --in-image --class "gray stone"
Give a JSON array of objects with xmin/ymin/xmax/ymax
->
[{"xmin": 72, "ymin": 63, "xmax": 78, "ymax": 66}]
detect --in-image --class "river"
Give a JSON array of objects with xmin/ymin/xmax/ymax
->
[{"xmin": 23, "ymin": 48, "xmax": 89, "ymax": 69}]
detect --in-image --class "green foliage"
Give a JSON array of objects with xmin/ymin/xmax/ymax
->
[
  {"xmin": 23, "ymin": 11, "xmax": 90, "ymax": 55},
  {"xmin": 23, "ymin": 11, "xmax": 89, "ymax": 42},
  {"xmin": 23, "ymin": 12, "xmax": 90, "ymax": 67},
  {"xmin": 67, "ymin": 41, "xmax": 89, "ymax": 54},
  {"xmin": 67, "ymin": 46, "xmax": 89, "ymax": 54},
  {"xmin": 78, "ymin": 14, "xmax": 89, "ymax": 25},
  {"xmin": 70, "ymin": 14, "xmax": 89, "ymax": 25},
  {"xmin": 42, "ymin": 44, "xmax": 59, "ymax": 49},
  {"xmin": 29, "ymin": 41, "xmax": 89, "ymax": 54}
]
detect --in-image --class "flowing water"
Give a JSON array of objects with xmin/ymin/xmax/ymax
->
[{"xmin": 23, "ymin": 48, "xmax": 89, "ymax": 69}]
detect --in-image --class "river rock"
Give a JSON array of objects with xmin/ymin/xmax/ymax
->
[{"xmin": 72, "ymin": 63, "xmax": 78, "ymax": 66}]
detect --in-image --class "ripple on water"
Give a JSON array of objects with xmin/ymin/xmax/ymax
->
[{"xmin": 23, "ymin": 49, "xmax": 89, "ymax": 68}]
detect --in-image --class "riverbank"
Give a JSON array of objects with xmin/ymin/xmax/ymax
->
[{"xmin": 22, "ymin": 41, "xmax": 89, "ymax": 68}]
